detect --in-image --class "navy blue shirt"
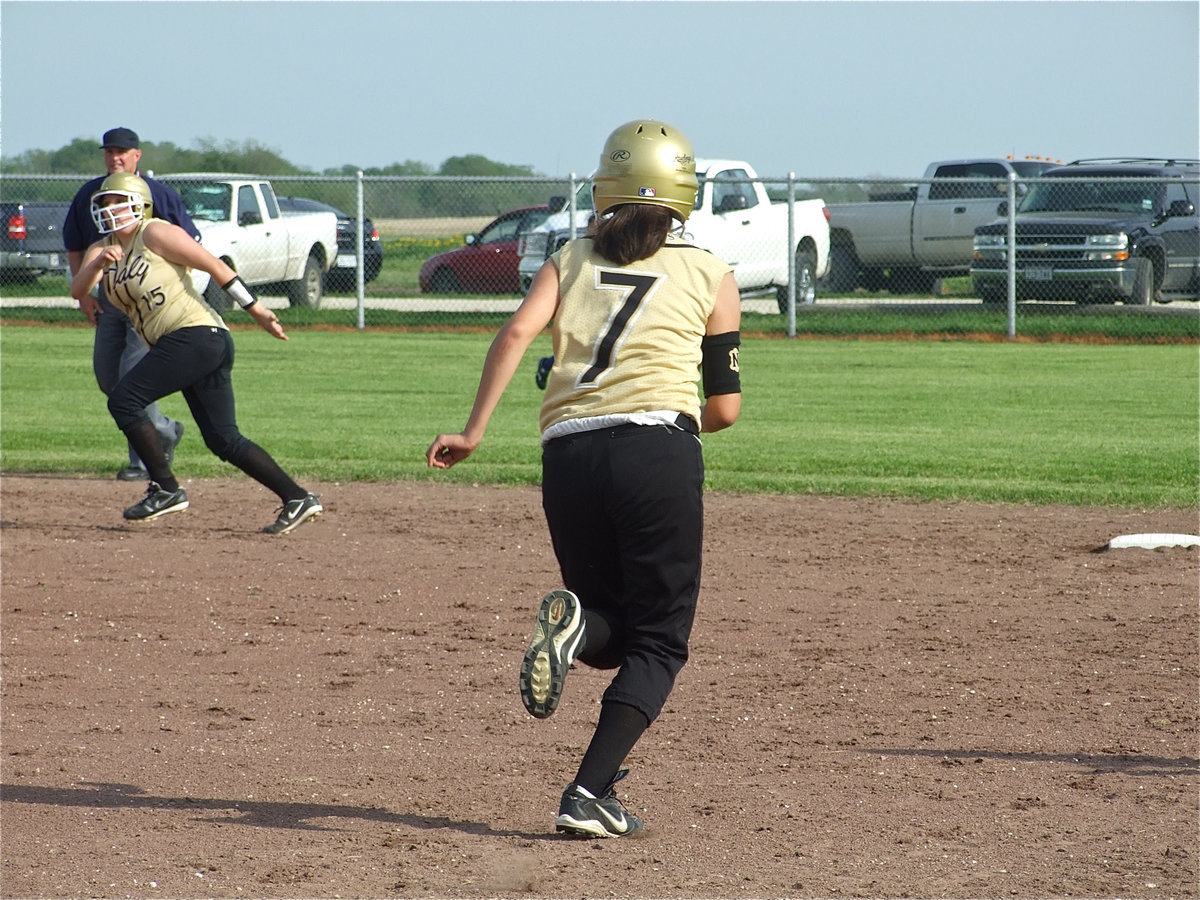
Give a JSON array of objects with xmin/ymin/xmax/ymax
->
[{"xmin": 62, "ymin": 173, "xmax": 200, "ymax": 252}]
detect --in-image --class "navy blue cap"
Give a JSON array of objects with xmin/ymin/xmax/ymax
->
[{"xmin": 101, "ymin": 127, "xmax": 140, "ymax": 149}]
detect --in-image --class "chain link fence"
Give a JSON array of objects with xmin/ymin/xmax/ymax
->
[{"xmin": 2, "ymin": 170, "xmax": 1197, "ymax": 342}]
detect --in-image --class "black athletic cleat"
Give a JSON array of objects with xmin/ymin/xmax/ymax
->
[
  {"xmin": 519, "ymin": 589, "xmax": 585, "ymax": 718},
  {"xmin": 556, "ymin": 770, "xmax": 644, "ymax": 838},
  {"xmin": 116, "ymin": 465, "xmax": 149, "ymax": 482},
  {"xmin": 263, "ymin": 492, "xmax": 323, "ymax": 535},
  {"xmin": 123, "ymin": 483, "xmax": 188, "ymax": 520}
]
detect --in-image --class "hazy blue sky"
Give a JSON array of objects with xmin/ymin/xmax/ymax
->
[{"xmin": 2, "ymin": 1, "xmax": 1197, "ymax": 178}]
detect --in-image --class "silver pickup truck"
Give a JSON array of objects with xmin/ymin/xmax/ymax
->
[{"xmin": 822, "ymin": 158, "xmax": 1060, "ymax": 293}]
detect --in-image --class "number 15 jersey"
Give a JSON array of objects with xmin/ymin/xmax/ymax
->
[{"xmin": 540, "ymin": 236, "xmax": 733, "ymax": 434}]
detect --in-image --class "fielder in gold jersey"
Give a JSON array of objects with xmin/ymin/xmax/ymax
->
[
  {"xmin": 427, "ymin": 120, "xmax": 741, "ymax": 838},
  {"xmin": 70, "ymin": 173, "xmax": 323, "ymax": 535}
]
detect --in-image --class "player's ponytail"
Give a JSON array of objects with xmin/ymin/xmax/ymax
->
[{"xmin": 592, "ymin": 204, "xmax": 673, "ymax": 265}]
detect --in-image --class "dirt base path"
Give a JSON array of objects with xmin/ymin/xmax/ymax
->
[{"xmin": 2, "ymin": 475, "xmax": 1196, "ymax": 898}]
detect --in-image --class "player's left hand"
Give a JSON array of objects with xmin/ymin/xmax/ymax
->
[{"xmin": 248, "ymin": 304, "xmax": 288, "ymax": 341}]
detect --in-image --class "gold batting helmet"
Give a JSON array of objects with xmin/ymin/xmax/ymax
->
[
  {"xmin": 592, "ymin": 119, "xmax": 698, "ymax": 223},
  {"xmin": 90, "ymin": 172, "xmax": 153, "ymax": 234}
]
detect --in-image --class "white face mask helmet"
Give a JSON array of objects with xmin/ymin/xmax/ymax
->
[{"xmin": 90, "ymin": 172, "xmax": 153, "ymax": 234}]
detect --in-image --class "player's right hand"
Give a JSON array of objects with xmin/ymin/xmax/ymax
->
[{"xmin": 426, "ymin": 433, "xmax": 477, "ymax": 469}]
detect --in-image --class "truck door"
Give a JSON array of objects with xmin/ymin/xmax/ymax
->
[
  {"xmin": 912, "ymin": 162, "xmax": 1010, "ymax": 266},
  {"xmin": 686, "ymin": 169, "xmax": 767, "ymax": 289},
  {"xmin": 1158, "ymin": 179, "xmax": 1200, "ymax": 292},
  {"xmin": 230, "ymin": 184, "xmax": 278, "ymax": 283}
]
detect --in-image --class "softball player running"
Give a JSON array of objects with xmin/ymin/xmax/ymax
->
[
  {"xmin": 69, "ymin": 173, "xmax": 323, "ymax": 535},
  {"xmin": 427, "ymin": 120, "xmax": 742, "ymax": 837}
]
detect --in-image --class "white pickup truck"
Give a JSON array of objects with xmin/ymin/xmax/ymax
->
[
  {"xmin": 161, "ymin": 175, "xmax": 338, "ymax": 309},
  {"xmin": 518, "ymin": 159, "xmax": 831, "ymax": 313},
  {"xmin": 822, "ymin": 157, "xmax": 1061, "ymax": 293}
]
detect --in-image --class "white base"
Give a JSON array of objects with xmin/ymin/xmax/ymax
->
[{"xmin": 1107, "ymin": 533, "xmax": 1200, "ymax": 550}]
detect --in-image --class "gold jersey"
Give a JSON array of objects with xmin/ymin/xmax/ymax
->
[
  {"xmin": 101, "ymin": 222, "xmax": 225, "ymax": 346},
  {"xmin": 540, "ymin": 236, "xmax": 732, "ymax": 434}
]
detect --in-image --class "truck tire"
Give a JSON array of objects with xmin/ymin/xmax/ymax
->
[
  {"xmin": 777, "ymin": 250, "xmax": 817, "ymax": 313},
  {"xmin": 819, "ymin": 244, "xmax": 858, "ymax": 294},
  {"xmin": 1128, "ymin": 257, "xmax": 1155, "ymax": 306},
  {"xmin": 287, "ymin": 252, "xmax": 324, "ymax": 308}
]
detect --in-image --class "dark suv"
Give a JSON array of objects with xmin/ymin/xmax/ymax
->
[{"xmin": 971, "ymin": 158, "xmax": 1200, "ymax": 304}]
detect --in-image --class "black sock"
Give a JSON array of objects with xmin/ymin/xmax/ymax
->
[
  {"xmin": 573, "ymin": 701, "xmax": 649, "ymax": 796},
  {"xmin": 124, "ymin": 421, "xmax": 178, "ymax": 491}
]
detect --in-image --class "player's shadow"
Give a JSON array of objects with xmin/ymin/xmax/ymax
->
[
  {"xmin": 864, "ymin": 747, "xmax": 1198, "ymax": 777},
  {"xmin": 0, "ymin": 782, "xmax": 558, "ymax": 839}
]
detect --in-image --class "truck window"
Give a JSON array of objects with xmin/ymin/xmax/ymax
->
[
  {"xmin": 178, "ymin": 183, "xmax": 231, "ymax": 222},
  {"xmin": 710, "ymin": 169, "xmax": 758, "ymax": 212},
  {"xmin": 259, "ymin": 182, "xmax": 281, "ymax": 220},
  {"xmin": 929, "ymin": 163, "xmax": 1008, "ymax": 200},
  {"xmin": 1021, "ymin": 177, "xmax": 1160, "ymax": 214},
  {"xmin": 236, "ymin": 185, "xmax": 260, "ymax": 225}
]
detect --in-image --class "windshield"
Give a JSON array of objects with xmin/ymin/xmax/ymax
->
[
  {"xmin": 177, "ymin": 183, "xmax": 232, "ymax": 222},
  {"xmin": 1019, "ymin": 177, "xmax": 1161, "ymax": 215}
]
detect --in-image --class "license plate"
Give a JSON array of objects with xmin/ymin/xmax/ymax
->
[
  {"xmin": 336, "ymin": 253, "xmax": 357, "ymax": 268},
  {"xmin": 47, "ymin": 253, "xmax": 59, "ymax": 267},
  {"xmin": 1025, "ymin": 266, "xmax": 1053, "ymax": 282}
]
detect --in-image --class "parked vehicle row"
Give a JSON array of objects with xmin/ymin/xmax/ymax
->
[
  {"xmin": 821, "ymin": 157, "xmax": 1061, "ymax": 294},
  {"xmin": 971, "ymin": 158, "xmax": 1200, "ymax": 305}
]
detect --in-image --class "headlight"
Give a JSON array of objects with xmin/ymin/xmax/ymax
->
[
  {"xmin": 974, "ymin": 233, "xmax": 1006, "ymax": 250},
  {"xmin": 1083, "ymin": 232, "xmax": 1129, "ymax": 261}
]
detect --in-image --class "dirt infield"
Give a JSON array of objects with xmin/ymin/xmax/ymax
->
[{"xmin": 2, "ymin": 474, "xmax": 1196, "ymax": 899}]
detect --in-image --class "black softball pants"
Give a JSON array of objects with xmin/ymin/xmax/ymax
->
[
  {"xmin": 541, "ymin": 420, "xmax": 705, "ymax": 724},
  {"xmin": 107, "ymin": 326, "xmax": 253, "ymax": 466}
]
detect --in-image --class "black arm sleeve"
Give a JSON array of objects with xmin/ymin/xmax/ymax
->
[{"xmin": 701, "ymin": 331, "xmax": 741, "ymax": 397}]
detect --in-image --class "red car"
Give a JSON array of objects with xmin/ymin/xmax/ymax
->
[{"xmin": 420, "ymin": 206, "xmax": 549, "ymax": 293}]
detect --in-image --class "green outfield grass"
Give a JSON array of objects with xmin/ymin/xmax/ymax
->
[{"xmin": 1, "ymin": 325, "xmax": 1196, "ymax": 507}]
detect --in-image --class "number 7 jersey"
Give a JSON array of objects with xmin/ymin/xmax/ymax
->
[{"xmin": 540, "ymin": 236, "xmax": 732, "ymax": 433}]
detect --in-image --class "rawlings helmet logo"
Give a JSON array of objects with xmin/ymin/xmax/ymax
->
[{"xmin": 610, "ymin": 150, "xmax": 631, "ymax": 161}]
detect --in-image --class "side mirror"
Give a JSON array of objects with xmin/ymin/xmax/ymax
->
[
  {"xmin": 996, "ymin": 200, "xmax": 1009, "ymax": 217},
  {"xmin": 238, "ymin": 209, "xmax": 262, "ymax": 226},
  {"xmin": 548, "ymin": 195, "xmax": 568, "ymax": 214},
  {"xmin": 1167, "ymin": 199, "xmax": 1196, "ymax": 218}
]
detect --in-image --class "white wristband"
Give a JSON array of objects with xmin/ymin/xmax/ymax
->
[{"xmin": 222, "ymin": 276, "xmax": 258, "ymax": 309}]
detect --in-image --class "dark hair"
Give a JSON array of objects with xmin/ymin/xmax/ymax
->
[{"xmin": 591, "ymin": 204, "xmax": 674, "ymax": 265}]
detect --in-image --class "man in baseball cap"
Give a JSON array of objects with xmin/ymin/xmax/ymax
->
[{"xmin": 101, "ymin": 127, "xmax": 140, "ymax": 149}]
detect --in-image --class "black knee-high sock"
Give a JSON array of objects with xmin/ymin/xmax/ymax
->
[
  {"xmin": 234, "ymin": 441, "xmax": 306, "ymax": 502},
  {"xmin": 124, "ymin": 421, "xmax": 178, "ymax": 491},
  {"xmin": 573, "ymin": 701, "xmax": 650, "ymax": 796}
]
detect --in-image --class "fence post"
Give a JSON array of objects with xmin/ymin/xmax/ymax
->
[
  {"xmin": 568, "ymin": 173, "xmax": 579, "ymax": 241},
  {"xmin": 356, "ymin": 170, "xmax": 365, "ymax": 330},
  {"xmin": 786, "ymin": 173, "xmax": 797, "ymax": 338},
  {"xmin": 1006, "ymin": 171, "xmax": 1017, "ymax": 340}
]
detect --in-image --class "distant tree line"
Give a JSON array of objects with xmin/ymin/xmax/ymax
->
[
  {"xmin": 1, "ymin": 137, "xmax": 878, "ymax": 215},
  {"xmin": 0, "ymin": 138, "xmax": 561, "ymax": 217}
]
